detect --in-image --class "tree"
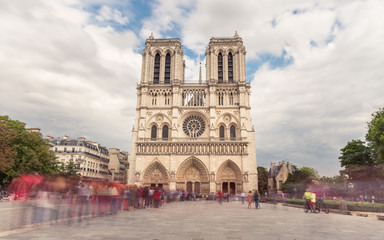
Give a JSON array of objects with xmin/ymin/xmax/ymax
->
[
  {"xmin": 0, "ymin": 122, "xmax": 16, "ymax": 173},
  {"xmin": 339, "ymin": 139, "xmax": 374, "ymax": 168},
  {"xmin": 366, "ymin": 107, "xmax": 384, "ymax": 164},
  {"xmin": 0, "ymin": 116, "xmax": 60, "ymax": 187},
  {"xmin": 257, "ymin": 166, "xmax": 268, "ymax": 194},
  {"xmin": 281, "ymin": 166, "xmax": 319, "ymax": 197}
]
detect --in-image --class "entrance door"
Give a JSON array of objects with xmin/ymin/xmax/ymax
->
[
  {"xmin": 194, "ymin": 182, "xmax": 200, "ymax": 193},
  {"xmin": 158, "ymin": 183, "xmax": 163, "ymax": 189},
  {"xmin": 222, "ymin": 182, "xmax": 228, "ymax": 193},
  {"xmin": 151, "ymin": 183, "xmax": 156, "ymax": 188},
  {"xmin": 230, "ymin": 182, "xmax": 236, "ymax": 195},
  {"xmin": 187, "ymin": 182, "xmax": 193, "ymax": 193}
]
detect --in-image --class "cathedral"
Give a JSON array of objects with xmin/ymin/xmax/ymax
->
[{"xmin": 128, "ymin": 32, "xmax": 258, "ymax": 194}]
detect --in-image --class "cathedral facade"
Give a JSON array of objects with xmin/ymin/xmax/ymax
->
[{"xmin": 128, "ymin": 32, "xmax": 258, "ymax": 194}]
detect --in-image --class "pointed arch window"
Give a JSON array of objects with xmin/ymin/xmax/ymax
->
[
  {"xmin": 218, "ymin": 53, "xmax": 223, "ymax": 83},
  {"xmin": 230, "ymin": 125, "xmax": 236, "ymax": 140},
  {"xmin": 151, "ymin": 125, "xmax": 157, "ymax": 140},
  {"xmin": 154, "ymin": 53, "xmax": 160, "ymax": 84},
  {"xmin": 162, "ymin": 125, "xmax": 169, "ymax": 140},
  {"xmin": 164, "ymin": 53, "xmax": 171, "ymax": 84},
  {"xmin": 219, "ymin": 125, "xmax": 225, "ymax": 140},
  {"xmin": 228, "ymin": 52, "xmax": 233, "ymax": 83}
]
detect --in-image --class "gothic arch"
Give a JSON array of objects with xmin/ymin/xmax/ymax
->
[
  {"xmin": 215, "ymin": 112, "xmax": 240, "ymax": 127},
  {"xmin": 142, "ymin": 160, "xmax": 169, "ymax": 186},
  {"xmin": 163, "ymin": 49, "xmax": 175, "ymax": 57},
  {"xmin": 147, "ymin": 113, "xmax": 172, "ymax": 128},
  {"xmin": 216, "ymin": 159, "xmax": 242, "ymax": 182},
  {"xmin": 176, "ymin": 157, "xmax": 209, "ymax": 182}
]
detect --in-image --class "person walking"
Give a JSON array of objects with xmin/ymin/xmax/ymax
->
[
  {"xmin": 247, "ymin": 191, "xmax": 253, "ymax": 208},
  {"xmin": 153, "ymin": 187, "xmax": 161, "ymax": 208},
  {"xmin": 217, "ymin": 191, "xmax": 223, "ymax": 205},
  {"xmin": 241, "ymin": 192, "xmax": 246, "ymax": 204},
  {"xmin": 253, "ymin": 190, "xmax": 260, "ymax": 209},
  {"xmin": 303, "ymin": 188, "xmax": 312, "ymax": 212}
]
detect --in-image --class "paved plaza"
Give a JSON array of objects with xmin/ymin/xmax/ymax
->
[{"xmin": 0, "ymin": 201, "xmax": 383, "ymax": 240}]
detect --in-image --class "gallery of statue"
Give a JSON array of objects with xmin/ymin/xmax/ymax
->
[{"xmin": 128, "ymin": 32, "xmax": 258, "ymax": 194}]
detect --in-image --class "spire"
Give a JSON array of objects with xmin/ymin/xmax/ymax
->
[
  {"xmin": 199, "ymin": 61, "xmax": 202, "ymax": 84},
  {"xmin": 234, "ymin": 31, "xmax": 239, "ymax": 38},
  {"xmin": 149, "ymin": 32, "xmax": 154, "ymax": 39}
]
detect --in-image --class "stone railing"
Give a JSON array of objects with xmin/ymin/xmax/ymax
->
[{"xmin": 136, "ymin": 142, "xmax": 248, "ymax": 155}]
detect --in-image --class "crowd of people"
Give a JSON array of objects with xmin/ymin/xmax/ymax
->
[{"xmin": 7, "ymin": 174, "xmax": 258, "ymax": 228}]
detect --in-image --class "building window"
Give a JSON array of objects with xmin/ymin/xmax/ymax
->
[
  {"xmin": 228, "ymin": 52, "xmax": 233, "ymax": 83},
  {"xmin": 79, "ymin": 148, "xmax": 82, "ymax": 152},
  {"xmin": 151, "ymin": 125, "xmax": 157, "ymax": 140},
  {"xmin": 218, "ymin": 92, "xmax": 224, "ymax": 106},
  {"xmin": 162, "ymin": 125, "xmax": 169, "ymax": 139},
  {"xmin": 229, "ymin": 92, "xmax": 233, "ymax": 105},
  {"xmin": 55, "ymin": 147, "xmax": 58, "ymax": 152},
  {"xmin": 72, "ymin": 147, "xmax": 75, "ymax": 153},
  {"xmin": 218, "ymin": 53, "xmax": 223, "ymax": 83},
  {"xmin": 153, "ymin": 53, "xmax": 160, "ymax": 84},
  {"xmin": 219, "ymin": 126, "xmax": 225, "ymax": 140},
  {"xmin": 164, "ymin": 53, "xmax": 171, "ymax": 83},
  {"xmin": 230, "ymin": 125, "xmax": 236, "ymax": 140},
  {"xmin": 64, "ymin": 147, "xmax": 67, "ymax": 153}
]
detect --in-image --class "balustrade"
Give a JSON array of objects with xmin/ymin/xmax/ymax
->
[{"xmin": 136, "ymin": 142, "xmax": 248, "ymax": 155}]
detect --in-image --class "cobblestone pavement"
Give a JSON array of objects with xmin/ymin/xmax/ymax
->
[{"xmin": 1, "ymin": 201, "xmax": 383, "ymax": 240}]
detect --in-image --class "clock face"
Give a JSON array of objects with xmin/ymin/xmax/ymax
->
[{"xmin": 183, "ymin": 115, "xmax": 205, "ymax": 138}]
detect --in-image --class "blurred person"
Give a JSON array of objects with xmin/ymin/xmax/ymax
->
[
  {"xmin": 77, "ymin": 181, "xmax": 91, "ymax": 223},
  {"xmin": 147, "ymin": 187, "xmax": 154, "ymax": 207},
  {"xmin": 247, "ymin": 191, "xmax": 253, "ymax": 209},
  {"xmin": 129, "ymin": 185, "xmax": 137, "ymax": 211},
  {"xmin": 241, "ymin": 192, "xmax": 246, "ymax": 204},
  {"xmin": 303, "ymin": 189, "xmax": 313, "ymax": 212},
  {"xmin": 217, "ymin": 191, "xmax": 223, "ymax": 205},
  {"xmin": 138, "ymin": 186, "xmax": 143, "ymax": 209},
  {"xmin": 123, "ymin": 185, "xmax": 130, "ymax": 210},
  {"xmin": 253, "ymin": 190, "xmax": 260, "ymax": 209},
  {"xmin": 142, "ymin": 186, "xmax": 149, "ymax": 208},
  {"xmin": 310, "ymin": 192, "xmax": 316, "ymax": 212},
  {"xmin": 153, "ymin": 187, "xmax": 161, "ymax": 208}
]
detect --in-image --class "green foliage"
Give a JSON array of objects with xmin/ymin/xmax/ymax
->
[
  {"xmin": 0, "ymin": 116, "xmax": 60, "ymax": 186},
  {"xmin": 60, "ymin": 161, "xmax": 81, "ymax": 176},
  {"xmin": 366, "ymin": 107, "xmax": 384, "ymax": 164},
  {"xmin": 257, "ymin": 166, "xmax": 268, "ymax": 194},
  {"xmin": 268, "ymin": 198, "xmax": 384, "ymax": 212},
  {"xmin": 339, "ymin": 139, "xmax": 374, "ymax": 168},
  {"xmin": 281, "ymin": 166, "xmax": 319, "ymax": 197}
]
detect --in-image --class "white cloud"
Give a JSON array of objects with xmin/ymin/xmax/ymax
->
[
  {"xmin": 96, "ymin": 5, "xmax": 129, "ymax": 25},
  {"xmin": 1, "ymin": 0, "xmax": 384, "ymax": 177},
  {"xmin": 142, "ymin": 0, "xmax": 384, "ymax": 176},
  {"xmin": 0, "ymin": 0, "xmax": 141, "ymax": 151}
]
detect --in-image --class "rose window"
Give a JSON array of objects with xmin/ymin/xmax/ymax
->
[{"xmin": 183, "ymin": 115, "xmax": 205, "ymax": 138}]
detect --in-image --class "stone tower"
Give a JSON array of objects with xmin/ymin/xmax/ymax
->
[{"xmin": 128, "ymin": 32, "xmax": 258, "ymax": 194}]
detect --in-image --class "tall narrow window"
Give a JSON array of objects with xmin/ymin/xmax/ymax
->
[
  {"xmin": 154, "ymin": 53, "xmax": 160, "ymax": 84},
  {"xmin": 164, "ymin": 53, "xmax": 171, "ymax": 83},
  {"xmin": 162, "ymin": 125, "xmax": 169, "ymax": 139},
  {"xmin": 218, "ymin": 53, "xmax": 223, "ymax": 83},
  {"xmin": 219, "ymin": 126, "xmax": 225, "ymax": 140},
  {"xmin": 230, "ymin": 125, "xmax": 236, "ymax": 140},
  {"xmin": 228, "ymin": 52, "xmax": 233, "ymax": 83},
  {"xmin": 151, "ymin": 125, "xmax": 157, "ymax": 140},
  {"xmin": 229, "ymin": 92, "xmax": 233, "ymax": 105}
]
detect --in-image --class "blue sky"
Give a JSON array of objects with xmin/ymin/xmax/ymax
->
[{"xmin": 1, "ymin": 0, "xmax": 384, "ymax": 177}]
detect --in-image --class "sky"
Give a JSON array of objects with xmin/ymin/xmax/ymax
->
[{"xmin": 1, "ymin": 0, "xmax": 384, "ymax": 177}]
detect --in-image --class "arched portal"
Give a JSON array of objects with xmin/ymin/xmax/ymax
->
[
  {"xmin": 176, "ymin": 157, "xmax": 210, "ymax": 193},
  {"xmin": 142, "ymin": 161, "xmax": 169, "ymax": 189},
  {"xmin": 216, "ymin": 160, "xmax": 242, "ymax": 194}
]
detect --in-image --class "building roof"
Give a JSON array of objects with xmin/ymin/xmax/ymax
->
[{"xmin": 49, "ymin": 138, "xmax": 109, "ymax": 155}]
